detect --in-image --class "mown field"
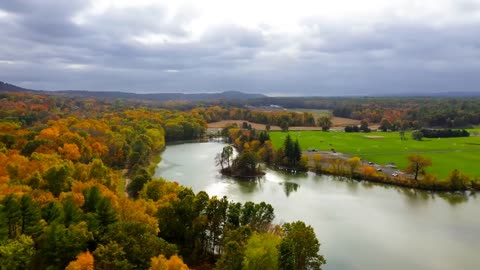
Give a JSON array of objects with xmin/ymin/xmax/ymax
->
[
  {"xmin": 287, "ymin": 108, "xmax": 331, "ymax": 119},
  {"xmin": 270, "ymin": 129, "xmax": 480, "ymax": 179},
  {"xmin": 253, "ymin": 108, "xmax": 361, "ymax": 128}
]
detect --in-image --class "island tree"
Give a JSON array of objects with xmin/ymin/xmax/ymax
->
[
  {"xmin": 231, "ymin": 151, "xmax": 262, "ymax": 177},
  {"xmin": 216, "ymin": 145, "xmax": 233, "ymax": 170},
  {"xmin": 282, "ymin": 135, "xmax": 303, "ymax": 169}
]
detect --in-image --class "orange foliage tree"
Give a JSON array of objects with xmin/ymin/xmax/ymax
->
[
  {"xmin": 361, "ymin": 165, "xmax": 377, "ymax": 178},
  {"xmin": 61, "ymin": 143, "xmax": 81, "ymax": 161},
  {"xmin": 65, "ymin": 251, "xmax": 94, "ymax": 270}
]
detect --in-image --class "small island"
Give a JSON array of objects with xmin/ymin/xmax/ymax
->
[
  {"xmin": 216, "ymin": 145, "xmax": 266, "ymax": 178},
  {"xmin": 216, "ymin": 126, "xmax": 308, "ymax": 178}
]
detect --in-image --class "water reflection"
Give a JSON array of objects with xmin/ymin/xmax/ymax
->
[
  {"xmin": 234, "ymin": 178, "xmax": 262, "ymax": 194},
  {"xmin": 155, "ymin": 141, "xmax": 480, "ymax": 270},
  {"xmin": 226, "ymin": 174, "xmax": 302, "ymax": 197},
  {"xmin": 280, "ymin": 182, "xmax": 300, "ymax": 197},
  {"xmin": 343, "ymin": 179, "xmax": 359, "ymax": 194},
  {"xmin": 395, "ymin": 186, "xmax": 473, "ymax": 207},
  {"xmin": 438, "ymin": 192, "xmax": 470, "ymax": 206},
  {"xmin": 399, "ymin": 188, "xmax": 434, "ymax": 207}
]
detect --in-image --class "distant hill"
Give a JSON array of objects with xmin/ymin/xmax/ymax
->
[
  {"xmin": 375, "ymin": 91, "xmax": 480, "ymax": 98},
  {"xmin": 0, "ymin": 81, "xmax": 266, "ymax": 101},
  {"xmin": 0, "ymin": 81, "xmax": 34, "ymax": 92},
  {"xmin": 2, "ymin": 80, "xmax": 478, "ymax": 99}
]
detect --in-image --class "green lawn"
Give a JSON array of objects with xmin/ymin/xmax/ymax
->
[{"xmin": 269, "ymin": 129, "xmax": 480, "ymax": 179}]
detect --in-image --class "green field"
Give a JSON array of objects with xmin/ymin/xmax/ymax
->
[
  {"xmin": 288, "ymin": 108, "xmax": 331, "ymax": 120},
  {"xmin": 270, "ymin": 129, "xmax": 480, "ymax": 179}
]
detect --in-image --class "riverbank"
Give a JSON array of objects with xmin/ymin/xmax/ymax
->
[
  {"xmin": 219, "ymin": 125, "xmax": 479, "ymax": 192},
  {"xmin": 270, "ymin": 130, "xmax": 480, "ymax": 179},
  {"xmin": 301, "ymin": 150, "xmax": 480, "ymax": 192}
]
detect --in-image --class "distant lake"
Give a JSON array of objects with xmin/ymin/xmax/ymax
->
[{"xmin": 155, "ymin": 141, "xmax": 480, "ymax": 270}]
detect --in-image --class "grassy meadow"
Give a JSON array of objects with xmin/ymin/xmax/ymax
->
[
  {"xmin": 288, "ymin": 108, "xmax": 331, "ymax": 119},
  {"xmin": 269, "ymin": 129, "xmax": 480, "ymax": 179}
]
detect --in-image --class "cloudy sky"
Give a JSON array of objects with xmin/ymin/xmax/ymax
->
[{"xmin": 1, "ymin": 0, "xmax": 480, "ymax": 96}]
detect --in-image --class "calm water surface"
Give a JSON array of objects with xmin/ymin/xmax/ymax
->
[{"xmin": 154, "ymin": 141, "xmax": 480, "ymax": 270}]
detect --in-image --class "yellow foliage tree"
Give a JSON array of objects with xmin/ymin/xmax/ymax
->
[
  {"xmin": 312, "ymin": 154, "xmax": 322, "ymax": 172},
  {"xmin": 118, "ymin": 197, "xmax": 159, "ymax": 234},
  {"xmin": 347, "ymin": 157, "xmax": 362, "ymax": 175},
  {"xmin": 300, "ymin": 155, "xmax": 310, "ymax": 170},
  {"xmin": 328, "ymin": 159, "xmax": 346, "ymax": 174},
  {"xmin": 149, "ymin": 255, "xmax": 189, "ymax": 270}
]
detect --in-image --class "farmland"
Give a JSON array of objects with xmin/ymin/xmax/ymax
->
[
  {"xmin": 269, "ymin": 129, "xmax": 480, "ymax": 179},
  {"xmin": 207, "ymin": 116, "xmax": 359, "ymax": 131}
]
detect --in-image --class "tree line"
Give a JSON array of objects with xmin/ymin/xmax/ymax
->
[
  {"xmin": 308, "ymin": 151, "xmax": 479, "ymax": 192},
  {"xmin": 419, "ymin": 129, "xmax": 469, "ymax": 138},
  {"xmin": 193, "ymin": 106, "xmax": 317, "ymax": 128},
  {"xmin": 155, "ymin": 97, "xmax": 480, "ymax": 129}
]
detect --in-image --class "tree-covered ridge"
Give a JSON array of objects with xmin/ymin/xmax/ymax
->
[
  {"xmin": 161, "ymin": 97, "xmax": 480, "ymax": 129},
  {"xmin": 0, "ymin": 92, "xmax": 325, "ymax": 269},
  {"xmin": 4, "ymin": 81, "xmax": 480, "ymax": 130},
  {"xmin": 192, "ymin": 106, "xmax": 317, "ymax": 128}
]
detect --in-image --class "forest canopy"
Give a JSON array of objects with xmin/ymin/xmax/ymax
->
[{"xmin": 0, "ymin": 92, "xmax": 325, "ymax": 270}]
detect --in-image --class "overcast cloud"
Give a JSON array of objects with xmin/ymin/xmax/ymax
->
[{"xmin": 1, "ymin": 0, "xmax": 480, "ymax": 95}]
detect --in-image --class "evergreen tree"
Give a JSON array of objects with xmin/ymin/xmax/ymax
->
[
  {"xmin": 38, "ymin": 222, "xmax": 93, "ymax": 269},
  {"xmin": 292, "ymin": 139, "xmax": 302, "ymax": 167},
  {"xmin": 19, "ymin": 195, "xmax": 42, "ymax": 238},
  {"xmin": 44, "ymin": 163, "xmax": 74, "ymax": 197},
  {"xmin": 283, "ymin": 135, "xmax": 293, "ymax": 166},
  {"xmin": 41, "ymin": 201, "xmax": 64, "ymax": 224},
  {"xmin": 96, "ymin": 198, "xmax": 118, "ymax": 229},
  {"xmin": 259, "ymin": 131, "xmax": 270, "ymax": 144},
  {"xmin": 83, "ymin": 186, "xmax": 102, "ymax": 213},
  {"xmin": 62, "ymin": 197, "xmax": 82, "ymax": 227},
  {"xmin": 1, "ymin": 194, "xmax": 22, "ymax": 239},
  {"xmin": 282, "ymin": 135, "xmax": 302, "ymax": 168}
]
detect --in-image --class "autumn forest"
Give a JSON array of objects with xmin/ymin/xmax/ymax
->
[{"xmin": 0, "ymin": 92, "xmax": 325, "ymax": 270}]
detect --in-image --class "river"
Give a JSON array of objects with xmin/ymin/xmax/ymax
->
[{"xmin": 154, "ymin": 141, "xmax": 480, "ymax": 270}]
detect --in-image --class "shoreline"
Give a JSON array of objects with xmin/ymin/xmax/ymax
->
[{"xmin": 158, "ymin": 138, "xmax": 479, "ymax": 193}]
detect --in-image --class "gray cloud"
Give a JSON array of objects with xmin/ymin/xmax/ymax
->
[{"xmin": 1, "ymin": 0, "xmax": 480, "ymax": 95}]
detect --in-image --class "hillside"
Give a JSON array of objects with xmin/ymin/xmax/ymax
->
[
  {"xmin": 0, "ymin": 80, "xmax": 266, "ymax": 101},
  {"xmin": 0, "ymin": 81, "xmax": 34, "ymax": 92}
]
